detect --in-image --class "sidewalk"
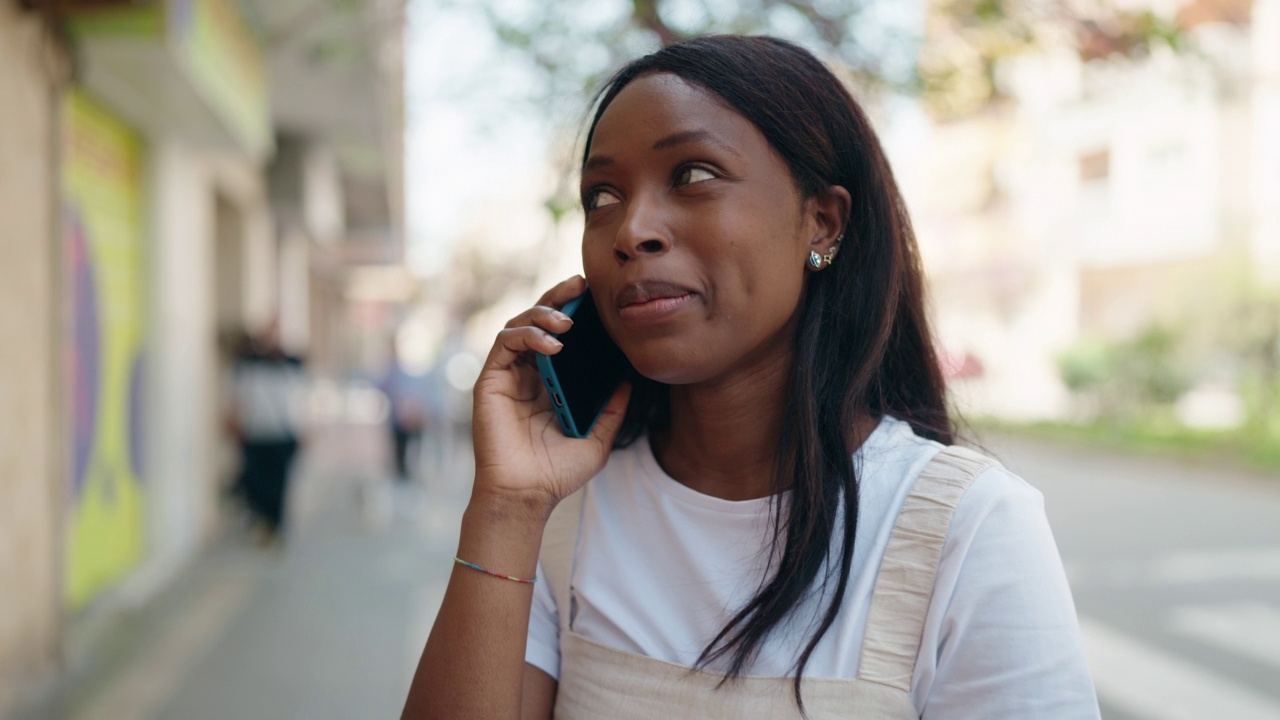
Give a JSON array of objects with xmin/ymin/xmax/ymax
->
[{"xmin": 11, "ymin": 423, "xmax": 472, "ymax": 720}]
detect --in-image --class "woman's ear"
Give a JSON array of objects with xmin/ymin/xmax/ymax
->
[{"xmin": 805, "ymin": 185, "xmax": 852, "ymax": 268}]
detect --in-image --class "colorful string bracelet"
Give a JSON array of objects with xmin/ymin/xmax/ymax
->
[{"xmin": 453, "ymin": 556, "xmax": 537, "ymax": 584}]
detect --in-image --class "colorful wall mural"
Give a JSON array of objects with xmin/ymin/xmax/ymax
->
[{"xmin": 62, "ymin": 88, "xmax": 148, "ymax": 611}]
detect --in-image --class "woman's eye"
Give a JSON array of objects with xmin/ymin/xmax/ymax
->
[
  {"xmin": 586, "ymin": 189, "xmax": 621, "ymax": 211},
  {"xmin": 676, "ymin": 166, "xmax": 715, "ymax": 186}
]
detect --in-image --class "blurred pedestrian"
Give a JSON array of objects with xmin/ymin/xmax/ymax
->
[
  {"xmin": 227, "ymin": 320, "xmax": 307, "ymax": 545},
  {"xmin": 378, "ymin": 336, "xmax": 438, "ymax": 483},
  {"xmin": 405, "ymin": 36, "xmax": 1098, "ymax": 719}
]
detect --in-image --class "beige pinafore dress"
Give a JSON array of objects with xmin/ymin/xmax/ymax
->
[{"xmin": 538, "ymin": 445, "xmax": 998, "ymax": 720}]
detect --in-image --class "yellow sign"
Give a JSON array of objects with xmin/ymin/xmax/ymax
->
[
  {"xmin": 67, "ymin": 0, "xmax": 271, "ymax": 158},
  {"xmin": 171, "ymin": 0, "xmax": 271, "ymax": 157},
  {"xmin": 62, "ymin": 88, "xmax": 148, "ymax": 611}
]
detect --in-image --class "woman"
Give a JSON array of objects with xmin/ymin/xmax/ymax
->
[{"xmin": 404, "ymin": 35, "xmax": 1099, "ymax": 719}]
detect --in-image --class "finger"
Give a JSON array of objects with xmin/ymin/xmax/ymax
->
[
  {"xmin": 586, "ymin": 381, "xmax": 632, "ymax": 449},
  {"xmin": 484, "ymin": 326, "xmax": 564, "ymax": 372},
  {"xmin": 503, "ymin": 305, "xmax": 575, "ymax": 333},
  {"xmin": 534, "ymin": 275, "xmax": 587, "ymax": 309}
]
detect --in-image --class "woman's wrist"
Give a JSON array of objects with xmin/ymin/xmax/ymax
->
[
  {"xmin": 456, "ymin": 490, "xmax": 549, "ymax": 584},
  {"xmin": 468, "ymin": 480, "xmax": 558, "ymax": 524}
]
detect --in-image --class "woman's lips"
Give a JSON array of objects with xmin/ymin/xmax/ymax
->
[
  {"xmin": 616, "ymin": 280, "xmax": 693, "ymax": 307},
  {"xmin": 617, "ymin": 292, "xmax": 696, "ymax": 322},
  {"xmin": 615, "ymin": 280, "xmax": 697, "ymax": 323}
]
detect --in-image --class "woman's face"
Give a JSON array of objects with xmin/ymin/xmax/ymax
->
[{"xmin": 581, "ymin": 72, "xmax": 820, "ymax": 386}]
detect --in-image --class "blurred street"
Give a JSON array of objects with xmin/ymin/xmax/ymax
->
[
  {"xmin": 5, "ymin": 0, "xmax": 1279, "ymax": 717},
  {"xmin": 994, "ymin": 435, "xmax": 1280, "ymax": 720},
  {"xmin": 7, "ymin": 426, "xmax": 1279, "ymax": 720},
  {"xmin": 12, "ymin": 420, "xmax": 473, "ymax": 720}
]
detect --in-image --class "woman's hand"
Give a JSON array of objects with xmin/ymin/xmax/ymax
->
[
  {"xmin": 406, "ymin": 276, "xmax": 622, "ymax": 720},
  {"xmin": 470, "ymin": 275, "xmax": 631, "ymax": 518}
]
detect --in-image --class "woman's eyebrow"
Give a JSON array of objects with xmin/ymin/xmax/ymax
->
[
  {"xmin": 584, "ymin": 129, "xmax": 742, "ymax": 171},
  {"xmin": 652, "ymin": 129, "xmax": 740, "ymax": 155}
]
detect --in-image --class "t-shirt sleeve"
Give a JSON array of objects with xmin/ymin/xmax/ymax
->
[
  {"xmin": 915, "ymin": 467, "xmax": 1101, "ymax": 719},
  {"xmin": 525, "ymin": 560, "xmax": 561, "ymax": 680}
]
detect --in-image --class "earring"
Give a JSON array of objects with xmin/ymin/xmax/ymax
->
[{"xmin": 810, "ymin": 233, "xmax": 845, "ymax": 270}]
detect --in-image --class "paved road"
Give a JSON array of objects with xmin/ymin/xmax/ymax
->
[
  {"xmin": 983, "ymin": 432, "xmax": 1280, "ymax": 720},
  {"xmin": 15, "ymin": 426, "xmax": 1280, "ymax": 719}
]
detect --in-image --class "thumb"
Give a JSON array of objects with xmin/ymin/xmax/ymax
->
[{"xmin": 587, "ymin": 381, "xmax": 632, "ymax": 450}]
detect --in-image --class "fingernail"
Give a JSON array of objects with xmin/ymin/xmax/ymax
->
[
  {"xmin": 549, "ymin": 337, "xmax": 563, "ymax": 349},
  {"xmin": 552, "ymin": 311, "xmax": 572, "ymax": 323}
]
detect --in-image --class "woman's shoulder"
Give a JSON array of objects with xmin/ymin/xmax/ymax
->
[
  {"xmin": 868, "ymin": 415, "xmax": 1028, "ymax": 475},
  {"xmin": 885, "ymin": 426, "xmax": 1051, "ymax": 570},
  {"xmin": 860, "ymin": 416, "xmax": 1043, "ymax": 523}
]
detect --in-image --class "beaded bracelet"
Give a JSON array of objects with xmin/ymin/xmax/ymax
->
[{"xmin": 454, "ymin": 556, "xmax": 537, "ymax": 584}]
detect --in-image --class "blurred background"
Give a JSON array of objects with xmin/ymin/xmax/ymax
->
[{"xmin": 1, "ymin": 0, "xmax": 1278, "ymax": 718}]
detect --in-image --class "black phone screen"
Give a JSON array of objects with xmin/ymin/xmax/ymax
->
[{"xmin": 544, "ymin": 290, "xmax": 631, "ymax": 436}]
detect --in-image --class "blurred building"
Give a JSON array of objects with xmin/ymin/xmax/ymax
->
[
  {"xmin": 0, "ymin": 0, "xmax": 405, "ymax": 713},
  {"xmin": 908, "ymin": 0, "xmax": 1278, "ymax": 420}
]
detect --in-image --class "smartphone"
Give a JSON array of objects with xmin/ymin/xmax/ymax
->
[{"xmin": 536, "ymin": 288, "xmax": 633, "ymax": 438}]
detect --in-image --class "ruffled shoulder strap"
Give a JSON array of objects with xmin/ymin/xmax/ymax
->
[{"xmin": 857, "ymin": 445, "xmax": 1000, "ymax": 691}]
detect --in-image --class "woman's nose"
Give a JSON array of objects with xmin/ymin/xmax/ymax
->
[{"xmin": 611, "ymin": 194, "xmax": 672, "ymax": 264}]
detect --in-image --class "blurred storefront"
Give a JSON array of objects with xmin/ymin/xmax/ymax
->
[{"xmin": 0, "ymin": 0, "xmax": 405, "ymax": 714}]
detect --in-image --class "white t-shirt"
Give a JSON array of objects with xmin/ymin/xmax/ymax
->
[
  {"xmin": 231, "ymin": 355, "xmax": 307, "ymax": 441},
  {"xmin": 525, "ymin": 416, "xmax": 1100, "ymax": 718}
]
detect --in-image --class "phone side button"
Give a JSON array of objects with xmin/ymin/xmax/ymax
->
[{"xmin": 551, "ymin": 392, "xmax": 564, "ymax": 408}]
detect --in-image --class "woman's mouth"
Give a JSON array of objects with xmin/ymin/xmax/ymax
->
[
  {"xmin": 619, "ymin": 293, "xmax": 695, "ymax": 322},
  {"xmin": 616, "ymin": 281, "xmax": 697, "ymax": 323}
]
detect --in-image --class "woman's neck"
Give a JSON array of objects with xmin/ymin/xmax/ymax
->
[
  {"xmin": 648, "ymin": 371, "xmax": 884, "ymax": 502},
  {"xmin": 649, "ymin": 356, "xmax": 792, "ymax": 501}
]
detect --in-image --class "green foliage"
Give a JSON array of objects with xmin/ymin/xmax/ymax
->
[
  {"xmin": 1238, "ymin": 371, "xmax": 1280, "ymax": 435},
  {"xmin": 977, "ymin": 414, "xmax": 1280, "ymax": 475},
  {"xmin": 458, "ymin": 0, "xmax": 901, "ymax": 121},
  {"xmin": 921, "ymin": 0, "xmax": 1190, "ymax": 117},
  {"xmin": 1057, "ymin": 340, "xmax": 1111, "ymax": 394},
  {"xmin": 448, "ymin": 0, "xmax": 1194, "ymax": 126},
  {"xmin": 1123, "ymin": 327, "xmax": 1187, "ymax": 405},
  {"xmin": 1046, "ymin": 266, "xmax": 1280, "ymax": 466},
  {"xmin": 980, "ymin": 413, "xmax": 1223, "ymax": 457},
  {"xmin": 544, "ymin": 193, "xmax": 580, "ymax": 224},
  {"xmin": 1056, "ymin": 326, "xmax": 1191, "ymax": 422},
  {"xmin": 1197, "ymin": 271, "xmax": 1280, "ymax": 430}
]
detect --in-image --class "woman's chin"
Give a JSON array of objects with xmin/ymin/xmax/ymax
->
[{"xmin": 628, "ymin": 355, "xmax": 704, "ymax": 387}]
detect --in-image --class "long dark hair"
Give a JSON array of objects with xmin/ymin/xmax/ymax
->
[{"xmin": 583, "ymin": 35, "xmax": 953, "ymax": 712}]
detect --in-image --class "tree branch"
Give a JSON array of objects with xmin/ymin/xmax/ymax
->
[
  {"xmin": 770, "ymin": 0, "xmax": 848, "ymax": 47},
  {"xmin": 631, "ymin": 0, "xmax": 685, "ymax": 47}
]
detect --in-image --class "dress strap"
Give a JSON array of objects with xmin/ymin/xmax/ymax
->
[
  {"xmin": 540, "ymin": 486, "xmax": 586, "ymax": 633},
  {"xmin": 857, "ymin": 445, "xmax": 999, "ymax": 692}
]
